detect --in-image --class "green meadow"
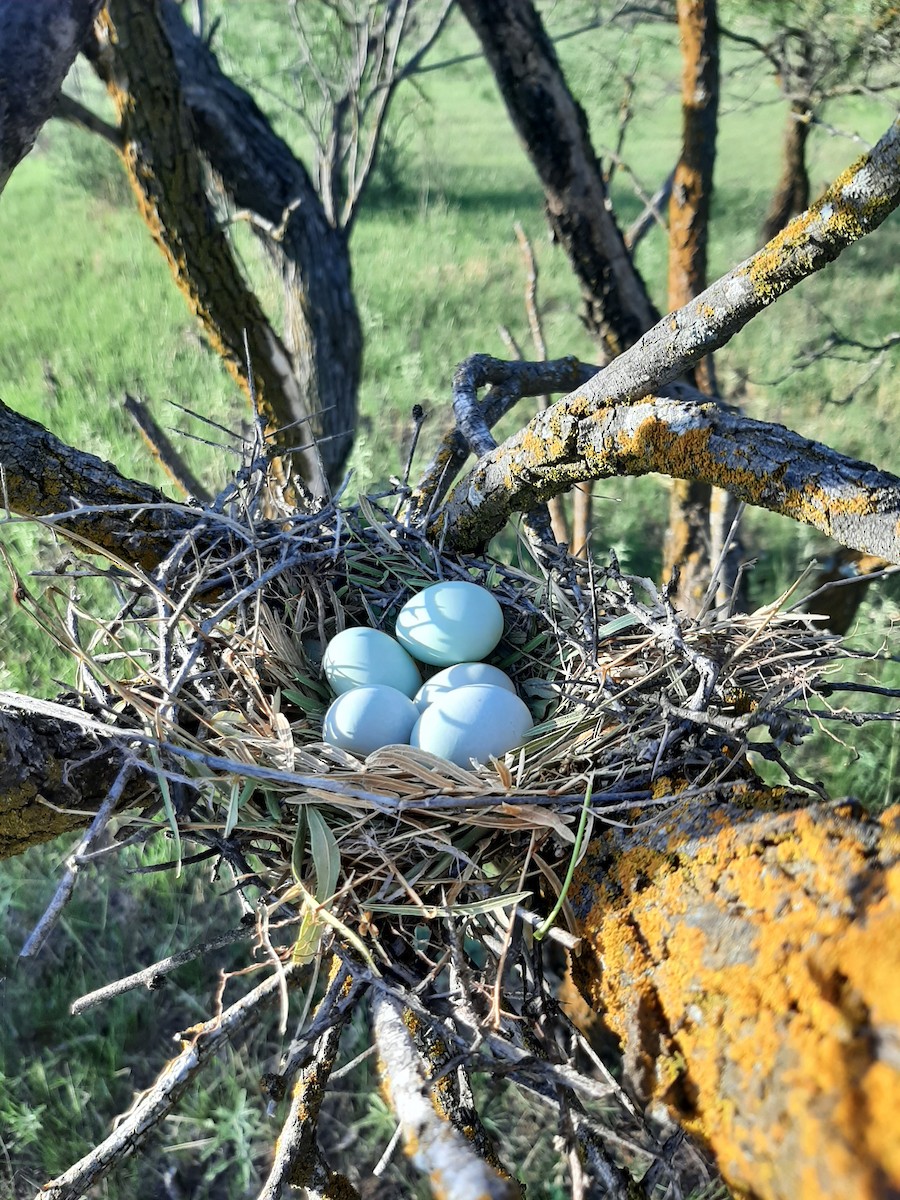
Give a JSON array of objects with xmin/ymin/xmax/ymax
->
[{"xmin": 1, "ymin": 7, "xmax": 898, "ymax": 1196}]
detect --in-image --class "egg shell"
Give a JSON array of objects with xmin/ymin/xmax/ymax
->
[
  {"xmin": 322, "ymin": 627, "xmax": 421, "ymax": 697},
  {"xmin": 414, "ymin": 662, "xmax": 516, "ymax": 713},
  {"xmin": 411, "ymin": 684, "xmax": 533, "ymax": 767},
  {"xmin": 322, "ymin": 685, "xmax": 419, "ymax": 756},
  {"xmin": 395, "ymin": 581, "xmax": 504, "ymax": 666}
]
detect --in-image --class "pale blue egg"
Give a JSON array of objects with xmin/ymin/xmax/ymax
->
[
  {"xmin": 323, "ymin": 627, "xmax": 421, "ymax": 697},
  {"xmin": 322, "ymin": 685, "xmax": 419, "ymax": 755},
  {"xmin": 414, "ymin": 662, "xmax": 516, "ymax": 712},
  {"xmin": 412, "ymin": 684, "xmax": 533, "ymax": 767},
  {"xmin": 395, "ymin": 581, "xmax": 504, "ymax": 666}
]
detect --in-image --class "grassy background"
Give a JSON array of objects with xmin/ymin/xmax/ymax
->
[{"xmin": 1, "ymin": 5, "xmax": 898, "ymax": 1197}]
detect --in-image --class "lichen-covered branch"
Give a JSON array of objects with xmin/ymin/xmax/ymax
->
[
  {"xmin": 570, "ymin": 800, "xmax": 900, "ymax": 1200},
  {"xmin": 437, "ymin": 396, "xmax": 900, "ymax": 563},
  {"xmin": 372, "ymin": 992, "xmax": 522, "ymax": 1200},
  {"xmin": 156, "ymin": 0, "xmax": 362, "ymax": 487},
  {"xmin": 525, "ymin": 115, "xmax": 900, "ymax": 415},
  {"xmin": 0, "ymin": 0, "xmax": 103, "ymax": 193}
]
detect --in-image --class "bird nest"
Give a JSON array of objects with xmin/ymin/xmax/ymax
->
[
  {"xmin": 8, "ymin": 457, "xmax": 854, "ymax": 1197},
  {"xmin": 22, "ymin": 477, "xmax": 835, "ymax": 945}
]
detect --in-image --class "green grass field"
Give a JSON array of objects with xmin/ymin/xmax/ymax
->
[{"xmin": 1, "ymin": 6, "xmax": 898, "ymax": 1197}]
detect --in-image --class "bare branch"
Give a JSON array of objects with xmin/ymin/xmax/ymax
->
[
  {"xmin": 38, "ymin": 964, "xmax": 305, "ymax": 1200},
  {"xmin": 53, "ymin": 91, "xmax": 123, "ymax": 149}
]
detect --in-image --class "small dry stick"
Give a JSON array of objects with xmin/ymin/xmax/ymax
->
[
  {"xmin": 38, "ymin": 963, "xmax": 304, "ymax": 1200},
  {"xmin": 124, "ymin": 393, "xmax": 211, "ymax": 502},
  {"xmin": 20, "ymin": 762, "xmax": 136, "ymax": 959}
]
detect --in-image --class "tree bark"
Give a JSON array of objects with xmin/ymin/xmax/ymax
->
[
  {"xmin": 0, "ymin": 0, "xmax": 103, "ymax": 194},
  {"xmin": 457, "ymin": 0, "xmax": 659, "ymax": 358},
  {"xmin": 0, "ymin": 705, "xmax": 142, "ymax": 859},
  {"xmin": 94, "ymin": 0, "xmax": 330, "ymax": 493},
  {"xmin": 761, "ymin": 100, "xmax": 813, "ymax": 244},
  {"xmin": 157, "ymin": 0, "xmax": 362, "ymax": 487},
  {"xmin": 0, "ymin": 396, "xmax": 193, "ymax": 570},
  {"xmin": 570, "ymin": 798, "xmax": 900, "ymax": 1200},
  {"xmin": 664, "ymin": 0, "xmax": 722, "ymax": 615}
]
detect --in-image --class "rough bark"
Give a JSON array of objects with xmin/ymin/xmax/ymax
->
[
  {"xmin": 0, "ymin": 396, "xmax": 193, "ymax": 569},
  {"xmin": 664, "ymin": 0, "xmax": 721, "ymax": 614},
  {"xmin": 436, "ymin": 395, "xmax": 900, "ymax": 563},
  {"xmin": 0, "ymin": 705, "xmax": 142, "ymax": 859},
  {"xmin": 457, "ymin": 0, "xmax": 659, "ymax": 357},
  {"xmin": 0, "ymin": 0, "xmax": 103, "ymax": 193},
  {"xmin": 95, "ymin": 0, "xmax": 328, "ymax": 492},
  {"xmin": 157, "ymin": 0, "xmax": 362, "ymax": 486},
  {"xmin": 761, "ymin": 99, "xmax": 813, "ymax": 243},
  {"xmin": 570, "ymin": 799, "xmax": 900, "ymax": 1200}
]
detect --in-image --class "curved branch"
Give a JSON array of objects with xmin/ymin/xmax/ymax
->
[
  {"xmin": 0, "ymin": 0, "xmax": 103, "ymax": 192},
  {"xmin": 437, "ymin": 397, "xmax": 900, "ymax": 563},
  {"xmin": 157, "ymin": 0, "xmax": 362, "ymax": 486}
]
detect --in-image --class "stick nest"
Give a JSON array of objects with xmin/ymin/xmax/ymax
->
[{"xmin": 24, "ymin": 468, "xmax": 838, "ymax": 955}]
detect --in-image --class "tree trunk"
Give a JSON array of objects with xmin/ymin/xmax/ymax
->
[
  {"xmin": 157, "ymin": 0, "xmax": 362, "ymax": 487},
  {"xmin": 663, "ymin": 0, "xmax": 725, "ymax": 615},
  {"xmin": 570, "ymin": 797, "xmax": 900, "ymax": 1200},
  {"xmin": 94, "ymin": 0, "xmax": 333, "ymax": 493},
  {"xmin": 761, "ymin": 100, "xmax": 812, "ymax": 244},
  {"xmin": 457, "ymin": 0, "xmax": 658, "ymax": 358},
  {"xmin": 0, "ymin": 0, "xmax": 103, "ymax": 194}
]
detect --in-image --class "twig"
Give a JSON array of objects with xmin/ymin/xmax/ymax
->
[
  {"xmin": 20, "ymin": 762, "xmax": 136, "ymax": 959},
  {"xmin": 124, "ymin": 393, "xmax": 212, "ymax": 502},
  {"xmin": 38, "ymin": 963, "xmax": 305, "ymax": 1200},
  {"xmin": 71, "ymin": 916, "xmax": 304, "ymax": 1015}
]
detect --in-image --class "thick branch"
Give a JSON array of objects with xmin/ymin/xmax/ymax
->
[
  {"xmin": 571, "ymin": 799, "xmax": 900, "ymax": 1200},
  {"xmin": 0, "ymin": 396, "xmax": 192, "ymax": 570},
  {"xmin": 532, "ymin": 116, "xmax": 900, "ymax": 413},
  {"xmin": 457, "ymin": 0, "xmax": 658, "ymax": 355},
  {"xmin": 437, "ymin": 396, "xmax": 900, "ymax": 563},
  {"xmin": 96, "ymin": 0, "xmax": 327, "ymax": 491},
  {"xmin": 157, "ymin": 0, "xmax": 362, "ymax": 485},
  {"xmin": 0, "ymin": 704, "xmax": 142, "ymax": 860},
  {"xmin": 0, "ymin": 0, "xmax": 103, "ymax": 193}
]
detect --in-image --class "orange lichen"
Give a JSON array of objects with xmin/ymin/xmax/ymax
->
[{"xmin": 572, "ymin": 801, "xmax": 900, "ymax": 1200}]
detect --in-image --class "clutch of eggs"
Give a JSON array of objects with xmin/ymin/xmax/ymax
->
[{"xmin": 320, "ymin": 581, "xmax": 533, "ymax": 764}]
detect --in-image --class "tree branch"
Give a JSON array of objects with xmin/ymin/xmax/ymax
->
[
  {"xmin": 0, "ymin": 0, "xmax": 104, "ymax": 193},
  {"xmin": 0, "ymin": 396, "xmax": 193, "ymax": 571},
  {"xmin": 437, "ymin": 395, "xmax": 900, "ymax": 564},
  {"xmin": 0, "ymin": 702, "xmax": 145, "ymax": 861},
  {"xmin": 457, "ymin": 0, "xmax": 659, "ymax": 355},
  {"xmin": 571, "ymin": 798, "xmax": 900, "ymax": 1200},
  {"xmin": 95, "ymin": 0, "xmax": 329, "ymax": 491}
]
